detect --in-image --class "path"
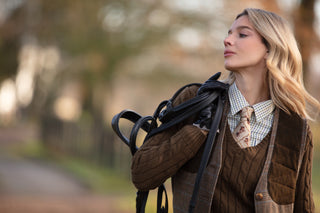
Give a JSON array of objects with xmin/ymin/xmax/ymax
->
[{"xmin": 0, "ymin": 124, "xmax": 132, "ymax": 213}]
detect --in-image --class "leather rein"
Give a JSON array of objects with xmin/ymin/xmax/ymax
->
[{"xmin": 111, "ymin": 72, "xmax": 228, "ymax": 213}]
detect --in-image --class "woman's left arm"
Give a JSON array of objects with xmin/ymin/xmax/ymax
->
[{"xmin": 294, "ymin": 125, "xmax": 315, "ymax": 213}]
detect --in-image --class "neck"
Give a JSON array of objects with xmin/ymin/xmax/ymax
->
[{"xmin": 234, "ymin": 70, "xmax": 269, "ymax": 106}]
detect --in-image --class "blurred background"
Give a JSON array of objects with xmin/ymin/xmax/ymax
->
[{"xmin": 0, "ymin": 0, "xmax": 319, "ymax": 212}]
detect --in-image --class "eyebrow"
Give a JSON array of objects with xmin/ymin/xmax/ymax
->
[{"xmin": 228, "ymin": 25, "xmax": 254, "ymax": 34}]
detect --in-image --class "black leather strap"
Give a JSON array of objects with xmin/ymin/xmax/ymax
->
[
  {"xmin": 146, "ymin": 91, "xmax": 220, "ymax": 140},
  {"xmin": 188, "ymin": 94, "xmax": 225, "ymax": 213},
  {"xmin": 111, "ymin": 72, "xmax": 228, "ymax": 213},
  {"xmin": 157, "ymin": 184, "xmax": 169, "ymax": 213},
  {"xmin": 111, "ymin": 110, "xmax": 169, "ymax": 213},
  {"xmin": 111, "ymin": 110, "xmax": 150, "ymax": 149},
  {"xmin": 130, "ymin": 115, "xmax": 154, "ymax": 154},
  {"xmin": 136, "ymin": 190, "xmax": 149, "ymax": 213}
]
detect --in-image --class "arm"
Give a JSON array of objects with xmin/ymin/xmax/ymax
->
[
  {"xmin": 131, "ymin": 85, "xmax": 207, "ymax": 191},
  {"xmin": 131, "ymin": 124, "xmax": 207, "ymax": 191},
  {"xmin": 294, "ymin": 124, "xmax": 315, "ymax": 213}
]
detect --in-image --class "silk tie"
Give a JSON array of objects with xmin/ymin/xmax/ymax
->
[{"xmin": 232, "ymin": 106, "xmax": 254, "ymax": 148}]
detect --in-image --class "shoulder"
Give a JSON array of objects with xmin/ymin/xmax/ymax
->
[{"xmin": 172, "ymin": 84, "xmax": 200, "ymax": 107}]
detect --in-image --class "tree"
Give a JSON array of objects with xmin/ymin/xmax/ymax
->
[
  {"xmin": 22, "ymin": 0, "xmax": 224, "ymax": 166},
  {"xmin": 293, "ymin": 0, "xmax": 319, "ymax": 83},
  {"xmin": 0, "ymin": 2, "xmax": 25, "ymax": 82}
]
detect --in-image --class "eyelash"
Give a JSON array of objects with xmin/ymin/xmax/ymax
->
[{"xmin": 239, "ymin": 33, "xmax": 247, "ymax": 38}]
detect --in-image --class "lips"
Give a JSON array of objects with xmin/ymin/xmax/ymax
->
[{"xmin": 224, "ymin": 50, "xmax": 235, "ymax": 57}]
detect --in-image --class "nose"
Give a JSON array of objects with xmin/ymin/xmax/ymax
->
[{"xmin": 224, "ymin": 35, "xmax": 233, "ymax": 46}]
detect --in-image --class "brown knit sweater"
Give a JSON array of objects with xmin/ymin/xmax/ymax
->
[
  {"xmin": 212, "ymin": 125, "xmax": 270, "ymax": 212},
  {"xmin": 131, "ymin": 85, "xmax": 315, "ymax": 212}
]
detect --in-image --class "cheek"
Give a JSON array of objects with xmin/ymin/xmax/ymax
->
[
  {"xmin": 224, "ymin": 40, "xmax": 267, "ymax": 70},
  {"xmin": 250, "ymin": 48, "xmax": 267, "ymax": 61},
  {"xmin": 241, "ymin": 41, "xmax": 266, "ymax": 59}
]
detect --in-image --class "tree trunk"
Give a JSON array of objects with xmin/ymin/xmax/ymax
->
[
  {"xmin": 92, "ymin": 81, "xmax": 115, "ymax": 168},
  {"xmin": 293, "ymin": 0, "xmax": 316, "ymax": 84}
]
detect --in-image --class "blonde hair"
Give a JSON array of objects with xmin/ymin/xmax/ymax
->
[{"xmin": 225, "ymin": 8, "xmax": 320, "ymax": 120}]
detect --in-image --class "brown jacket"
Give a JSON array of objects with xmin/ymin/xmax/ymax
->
[{"xmin": 131, "ymin": 85, "xmax": 314, "ymax": 212}]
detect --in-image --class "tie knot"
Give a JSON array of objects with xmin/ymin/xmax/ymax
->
[{"xmin": 240, "ymin": 106, "xmax": 254, "ymax": 120}]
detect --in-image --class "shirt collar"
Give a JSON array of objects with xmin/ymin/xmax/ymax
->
[
  {"xmin": 229, "ymin": 83, "xmax": 249, "ymax": 116},
  {"xmin": 228, "ymin": 83, "xmax": 275, "ymax": 122}
]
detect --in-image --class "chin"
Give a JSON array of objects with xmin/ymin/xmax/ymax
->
[{"xmin": 224, "ymin": 64, "xmax": 238, "ymax": 72}]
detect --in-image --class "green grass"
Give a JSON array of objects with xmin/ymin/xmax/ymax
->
[
  {"xmin": 53, "ymin": 155, "xmax": 139, "ymax": 212},
  {"xmin": 311, "ymin": 122, "xmax": 320, "ymax": 213},
  {"xmin": 48, "ymin": 153, "xmax": 173, "ymax": 212},
  {"xmin": 313, "ymin": 159, "xmax": 320, "ymax": 213},
  {"xmin": 13, "ymin": 140, "xmax": 160, "ymax": 211},
  {"xmin": 14, "ymin": 140, "xmax": 135, "ymax": 194},
  {"xmin": 13, "ymin": 140, "xmax": 174, "ymax": 212}
]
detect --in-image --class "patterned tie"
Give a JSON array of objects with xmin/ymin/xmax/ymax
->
[{"xmin": 232, "ymin": 106, "xmax": 254, "ymax": 148}]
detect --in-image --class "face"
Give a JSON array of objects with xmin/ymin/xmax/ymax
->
[{"xmin": 224, "ymin": 15, "xmax": 268, "ymax": 72}]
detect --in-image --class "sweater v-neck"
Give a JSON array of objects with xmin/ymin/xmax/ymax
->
[
  {"xmin": 211, "ymin": 123, "xmax": 270, "ymax": 213},
  {"xmin": 227, "ymin": 122, "xmax": 271, "ymax": 151}
]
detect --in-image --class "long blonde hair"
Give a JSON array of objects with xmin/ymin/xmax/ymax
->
[{"xmin": 225, "ymin": 8, "xmax": 320, "ymax": 120}]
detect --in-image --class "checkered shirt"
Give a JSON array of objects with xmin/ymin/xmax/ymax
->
[{"xmin": 228, "ymin": 83, "xmax": 275, "ymax": 146}]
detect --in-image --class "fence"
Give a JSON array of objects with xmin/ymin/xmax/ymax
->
[{"xmin": 40, "ymin": 115, "xmax": 132, "ymax": 176}]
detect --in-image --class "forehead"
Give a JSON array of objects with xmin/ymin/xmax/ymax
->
[{"xmin": 229, "ymin": 15, "xmax": 254, "ymax": 31}]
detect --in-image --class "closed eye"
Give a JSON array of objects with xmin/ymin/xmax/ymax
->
[{"xmin": 239, "ymin": 33, "xmax": 247, "ymax": 38}]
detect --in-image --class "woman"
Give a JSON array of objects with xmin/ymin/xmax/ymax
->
[{"xmin": 131, "ymin": 8, "xmax": 319, "ymax": 212}]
